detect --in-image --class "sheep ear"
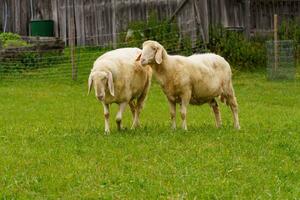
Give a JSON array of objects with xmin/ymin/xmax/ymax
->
[
  {"xmin": 88, "ymin": 72, "xmax": 93, "ymax": 95},
  {"xmin": 155, "ymin": 47, "xmax": 163, "ymax": 64},
  {"xmin": 136, "ymin": 52, "xmax": 142, "ymax": 61},
  {"xmin": 106, "ymin": 71, "xmax": 115, "ymax": 96}
]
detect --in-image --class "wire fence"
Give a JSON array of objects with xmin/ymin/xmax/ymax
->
[
  {"xmin": 266, "ymin": 40, "xmax": 296, "ymax": 80},
  {"xmin": 1, "ymin": 21, "xmax": 300, "ymax": 82},
  {"xmin": 0, "ymin": 21, "xmax": 205, "ymax": 82}
]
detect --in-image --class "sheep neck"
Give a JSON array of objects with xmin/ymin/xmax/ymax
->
[{"xmin": 152, "ymin": 50, "xmax": 173, "ymax": 86}]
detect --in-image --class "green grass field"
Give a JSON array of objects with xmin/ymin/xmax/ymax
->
[{"xmin": 0, "ymin": 71, "xmax": 300, "ymax": 199}]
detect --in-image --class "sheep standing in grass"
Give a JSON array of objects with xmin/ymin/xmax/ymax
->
[
  {"xmin": 136, "ymin": 40, "xmax": 240, "ymax": 130},
  {"xmin": 88, "ymin": 48, "xmax": 152, "ymax": 133}
]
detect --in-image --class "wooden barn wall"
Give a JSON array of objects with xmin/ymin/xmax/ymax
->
[
  {"xmin": 1, "ymin": 0, "xmax": 300, "ymax": 46},
  {"xmin": 251, "ymin": 0, "xmax": 300, "ymax": 32},
  {"xmin": 208, "ymin": 0, "xmax": 245, "ymax": 27}
]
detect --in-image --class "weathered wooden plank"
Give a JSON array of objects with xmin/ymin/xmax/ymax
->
[
  {"xmin": 58, "ymin": 0, "xmax": 67, "ymax": 45},
  {"xmin": 51, "ymin": 0, "xmax": 59, "ymax": 37}
]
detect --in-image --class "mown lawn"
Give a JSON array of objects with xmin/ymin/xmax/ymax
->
[{"xmin": 0, "ymin": 71, "xmax": 300, "ymax": 199}]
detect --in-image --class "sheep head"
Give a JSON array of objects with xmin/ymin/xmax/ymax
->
[
  {"xmin": 88, "ymin": 70, "xmax": 115, "ymax": 100},
  {"xmin": 136, "ymin": 40, "xmax": 164, "ymax": 66}
]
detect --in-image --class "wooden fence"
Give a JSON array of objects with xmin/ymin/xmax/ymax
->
[{"xmin": 1, "ymin": 0, "xmax": 299, "ymax": 46}]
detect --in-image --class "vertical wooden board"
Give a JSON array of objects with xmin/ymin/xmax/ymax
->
[
  {"xmin": 84, "ymin": 0, "xmax": 93, "ymax": 45},
  {"xmin": 22, "ymin": 0, "xmax": 29, "ymax": 35},
  {"xmin": 116, "ymin": 0, "xmax": 131, "ymax": 34},
  {"xmin": 103, "ymin": 0, "xmax": 109, "ymax": 45},
  {"xmin": 111, "ymin": 0, "xmax": 117, "ymax": 48},
  {"xmin": 208, "ymin": 0, "xmax": 215, "ymax": 25},
  {"xmin": 100, "ymin": 0, "xmax": 107, "ymax": 45},
  {"xmin": 0, "ymin": 1, "xmax": 2, "ymax": 31},
  {"xmin": 51, "ymin": 0, "xmax": 59, "ymax": 37},
  {"xmin": 90, "ymin": 0, "xmax": 97, "ymax": 45},
  {"xmin": 229, "ymin": 0, "xmax": 235, "ymax": 26},
  {"xmin": 96, "ymin": 0, "xmax": 104, "ymax": 46},
  {"xmin": 67, "ymin": 0, "xmax": 75, "ymax": 45},
  {"xmin": 92, "ymin": 0, "xmax": 99, "ymax": 45},
  {"xmin": 220, "ymin": 0, "xmax": 228, "ymax": 27},
  {"xmin": 9, "ymin": 0, "xmax": 15, "ymax": 32},
  {"xmin": 34, "ymin": 0, "xmax": 40, "ymax": 19},
  {"xmin": 14, "ymin": 0, "xmax": 20, "ymax": 34},
  {"xmin": 79, "ymin": 0, "xmax": 86, "ymax": 45},
  {"xmin": 58, "ymin": 0, "xmax": 67, "ymax": 44},
  {"xmin": 74, "ymin": 0, "xmax": 81, "ymax": 45},
  {"xmin": 108, "ymin": 0, "xmax": 114, "ymax": 45},
  {"xmin": 174, "ymin": 0, "xmax": 197, "ymax": 47},
  {"xmin": 195, "ymin": 0, "xmax": 209, "ymax": 43}
]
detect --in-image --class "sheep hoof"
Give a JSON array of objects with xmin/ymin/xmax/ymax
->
[
  {"xmin": 131, "ymin": 122, "xmax": 140, "ymax": 129},
  {"xmin": 216, "ymin": 124, "xmax": 222, "ymax": 128},
  {"xmin": 235, "ymin": 125, "xmax": 241, "ymax": 130}
]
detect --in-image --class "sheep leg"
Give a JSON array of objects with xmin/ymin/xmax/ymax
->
[
  {"xmin": 226, "ymin": 94, "xmax": 240, "ymax": 129},
  {"xmin": 131, "ymin": 105, "xmax": 142, "ymax": 129},
  {"xmin": 116, "ymin": 102, "xmax": 127, "ymax": 131},
  {"xmin": 129, "ymin": 101, "xmax": 136, "ymax": 117},
  {"xmin": 131, "ymin": 78, "xmax": 151, "ymax": 129},
  {"xmin": 180, "ymin": 99, "xmax": 189, "ymax": 131},
  {"xmin": 131, "ymin": 98, "xmax": 144, "ymax": 129},
  {"xmin": 168, "ymin": 100, "xmax": 176, "ymax": 130},
  {"xmin": 210, "ymin": 99, "xmax": 222, "ymax": 128},
  {"xmin": 102, "ymin": 103, "xmax": 110, "ymax": 134},
  {"xmin": 129, "ymin": 100, "xmax": 140, "ymax": 129}
]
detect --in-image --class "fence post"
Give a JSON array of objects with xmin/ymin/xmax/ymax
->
[
  {"xmin": 274, "ymin": 14, "xmax": 278, "ymax": 72},
  {"xmin": 68, "ymin": 0, "xmax": 77, "ymax": 80}
]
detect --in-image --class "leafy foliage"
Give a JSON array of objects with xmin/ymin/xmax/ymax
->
[
  {"xmin": 208, "ymin": 25, "xmax": 267, "ymax": 70},
  {"xmin": 118, "ymin": 11, "xmax": 195, "ymax": 55},
  {"xmin": 0, "ymin": 32, "xmax": 29, "ymax": 48},
  {"xmin": 278, "ymin": 19, "xmax": 300, "ymax": 65}
]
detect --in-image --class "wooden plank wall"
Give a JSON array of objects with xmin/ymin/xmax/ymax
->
[
  {"xmin": 1, "ymin": 0, "xmax": 300, "ymax": 46},
  {"xmin": 251, "ymin": 0, "xmax": 300, "ymax": 33},
  {"xmin": 208, "ymin": 0, "xmax": 245, "ymax": 27}
]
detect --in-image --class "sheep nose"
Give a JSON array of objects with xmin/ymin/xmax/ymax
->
[
  {"xmin": 141, "ymin": 58, "xmax": 147, "ymax": 65},
  {"xmin": 97, "ymin": 94, "xmax": 104, "ymax": 100}
]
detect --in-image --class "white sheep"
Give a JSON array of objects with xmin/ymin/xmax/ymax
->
[
  {"xmin": 88, "ymin": 48, "xmax": 152, "ymax": 133},
  {"xmin": 136, "ymin": 40, "xmax": 240, "ymax": 130}
]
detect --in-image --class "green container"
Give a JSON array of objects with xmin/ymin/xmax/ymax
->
[{"xmin": 29, "ymin": 20, "xmax": 54, "ymax": 37}]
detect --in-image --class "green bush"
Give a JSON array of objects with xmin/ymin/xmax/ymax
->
[
  {"xmin": 0, "ymin": 32, "xmax": 29, "ymax": 48},
  {"xmin": 3, "ymin": 39, "xmax": 28, "ymax": 48},
  {"xmin": 279, "ymin": 19, "xmax": 300, "ymax": 65},
  {"xmin": 118, "ymin": 11, "xmax": 195, "ymax": 55},
  {"xmin": 208, "ymin": 25, "xmax": 266, "ymax": 70}
]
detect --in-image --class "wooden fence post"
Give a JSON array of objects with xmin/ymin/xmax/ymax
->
[
  {"xmin": 274, "ymin": 14, "xmax": 278, "ymax": 72},
  {"xmin": 68, "ymin": 0, "xmax": 77, "ymax": 80}
]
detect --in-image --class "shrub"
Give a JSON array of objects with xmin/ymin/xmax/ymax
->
[
  {"xmin": 0, "ymin": 32, "xmax": 29, "ymax": 48},
  {"xmin": 208, "ymin": 25, "xmax": 267, "ymax": 70},
  {"xmin": 3, "ymin": 39, "xmax": 28, "ymax": 48},
  {"xmin": 278, "ymin": 19, "xmax": 300, "ymax": 65},
  {"xmin": 118, "ymin": 11, "xmax": 194, "ymax": 55}
]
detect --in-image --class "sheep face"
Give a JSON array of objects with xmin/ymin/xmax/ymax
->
[
  {"xmin": 137, "ymin": 41, "xmax": 163, "ymax": 66},
  {"xmin": 88, "ymin": 71, "xmax": 115, "ymax": 101}
]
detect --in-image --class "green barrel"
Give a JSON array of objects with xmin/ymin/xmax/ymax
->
[{"xmin": 29, "ymin": 20, "xmax": 54, "ymax": 37}]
